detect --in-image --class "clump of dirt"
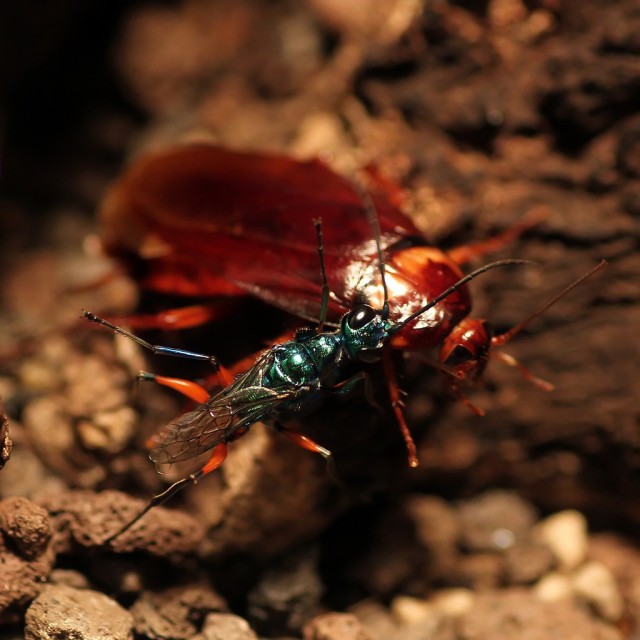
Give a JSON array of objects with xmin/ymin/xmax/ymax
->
[
  {"xmin": 0, "ymin": 497, "xmax": 55, "ymax": 625},
  {"xmin": 0, "ymin": 401, "xmax": 12, "ymax": 470}
]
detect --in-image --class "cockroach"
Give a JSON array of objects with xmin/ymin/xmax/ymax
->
[{"xmin": 97, "ymin": 143, "xmax": 605, "ymax": 466}]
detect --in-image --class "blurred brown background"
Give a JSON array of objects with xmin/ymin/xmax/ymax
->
[{"xmin": 0, "ymin": 1, "xmax": 639, "ymax": 638}]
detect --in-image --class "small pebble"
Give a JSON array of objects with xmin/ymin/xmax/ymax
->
[
  {"xmin": 24, "ymin": 584, "xmax": 133, "ymax": 640},
  {"xmin": 503, "ymin": 541, "xmax": 555, "ymax": 585},
  {"xmin": 76, "ymin": 406, "xmax": 136, "ymax": 454},
  {"xmin": 48, "ymin": 569, "xmax": 92, "ymax": 590},
  {"xmin": 196, "ymin": 613, "xmax": 259, "ymax": 640},
  {"xmin": 0, "ymin": 497, "xmax": 52, "ymax": 559},
  {"xmin": 131, "ymin": 583, "xmax": 226, "ymax": 639},
  {"xmin": 457, "ymin": 490, "xmax": 537, "ymax": 552},
  {"xmin": 390, "ymin": 595, "xmax": 433, "ymax": 625},
  {"xmin": 535, "ymin": 510, "xmax": 588, "ymax": 570},
  {"xmin": 348, "ymin": 599, "xmax": 397, "ymax": 640},
  {"xmin": 403, "ymin": 495, "xmax": 460, "ymax": 551},
  {"xmin": 458, "ymin": 589, "xmax": 622, "ymax": 640},
  {"xmin": 589, "ymin": 533, "xmax": 640, "ymax": 617},
  {"xmin": 572, "ymin": 561, "xmax": 624, "ymax": 622},
  {"xmin": 247, "ymin": 547, "xmax": 322, "ymax": 636},
  {"xmin": 431, "ymin": 588, "xmax": 475, "ymax": 617},
  {"xmin": 303, "ymin": 612, "xmax": 373, "ymax": 640},
  {"xmin": 534, "ymin": 572, "xmax": 573, "ymax": 602},
  {"xmin": 454, "ymin": 552, "xmax": 503, "ymax": 589}
]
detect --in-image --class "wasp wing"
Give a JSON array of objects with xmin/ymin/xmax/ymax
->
[
  {"xmin": 149, "ymin": 351, "xmax": 295, "ymax": 474},
  {"xmin": 149, "ymin": 388, "xmax": 289, "ymax": 473}
]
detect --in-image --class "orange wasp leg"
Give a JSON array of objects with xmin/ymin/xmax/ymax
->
[
  {"xmin": 137, "ymin": 371, "xmax": 212, "ymax": 450},
  {"xmin": 103, "ymin": 442, "xmax": 228, "ymax": 545},
  {"xmin": 138, "ymin": 365, "xmax": 234, "ymax": 403},
  {"xmin": 276, "ymin": 424, "xmax": 332, "ymax": 459},
  {"xmin": 274, "ymin": 422, "xmax": 342, "ymax": 485},
  {"xmin": 104, "ymin": 368, "xmax": 233, "ymax": 544},
  {"xmin": 138, "ymin": 371, "xmax": 211, "ymax": 404}
]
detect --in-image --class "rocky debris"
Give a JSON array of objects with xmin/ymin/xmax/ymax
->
[
  {"xmin": 348, "ymin": 496, "xmax": 630, "ymax": 640},
  {"xmin": 193, "ymin": 613, "xmax": 259, "ymax": 640},
  {"xmin": 195, "ymin": 427, "xmax": 347, "ymax": 559},
  {"xmin": 533, "ymin": 510, "xmax": 588, "ymax": 571},
  {"xmin": 1, "ymin": 0, "xmax": 639, "ymax": 637},
  {"xmin": 24, "ymin": 584, "xmax": 133, "ymax": 640},
  {"xmin": 130, "ymin": 583, "xmax": 227, "ymax": 639},
  {"xmin": 388, "ymin": 595, "xmax": 458, "ymax": 640},
  {"xmin": 390, "ymin": 594, "xmax": 433, "ymax": 626},
  {"xmin": 403, "ymin": 495, "xmax": 460, "ymax": 582},
  {"xmin": 247, "ymin": 547, "xmax": 323, "ymax": 636},
  {"xmin": 303, "ymin": 613, "xmax": 373, "ymax": 640},
  {"xmin": 48, "ymin": 568, "xmax": 92, "ymax": 590},
  {"xmin": 346, "ymin": 600, "xmax": 397, "ymax": 640},
  {"xmin": 430, "ymin": 589, "xmax": 476, "ymax": 618},
  {"xmin": 0, "ymin": 497, "xmax": 55, "ymax": 624},
  {"xmin": 534, "ymin": 571, "xmax": 572, "ymax": 602},
  {"xmin": 457, "ymin": 490, "xmax": 538, "ymax": 553},
  {"xmin": 38, "ymin": 489, "xmax": 205, "ymax": 557},
  {"xmin": 0, "ymin": 496, "xmax": 51, "ymax": 559},
  {"xmin": 589, "ymin": 533, "xmax": 640, "ymax": 625},
  {"xmin": 572, "ymin": 562, "xmax": 624, "ymax": 624},
  {"xmin": 18, "ymin": 337, "xmax": 138, "ymax": 489},
  {"xmin": 347, "ymin": 490, "xmax": 548, "ymax": 595},
  {"xmin": 502, "ymin": 540, "xmax": 555, "ymax": 585},
  {"xmin": 456, "ymin": 589, "xmax": 622, "ymax": 640},
  {"xmin": 0, "ymin": 426, "xmax": 66, "ymax": 503},
  {"xmin": 0, "ymin": 401, "xmax": 12, "ymax": 469}
]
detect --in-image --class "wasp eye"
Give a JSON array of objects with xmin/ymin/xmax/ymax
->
[{"xmin": 347, "ymin": 305, "xmax": 377, "ymax": 330}]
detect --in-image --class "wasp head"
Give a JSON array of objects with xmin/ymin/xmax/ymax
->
[{"xmin": 341, "ymin": 304, "xmax": 390, "ymax": 363}]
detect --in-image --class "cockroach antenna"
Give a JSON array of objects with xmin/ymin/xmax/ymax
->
[{"xmin": 493, "ymin": 259, "xmax": 607, "ymax": 348}]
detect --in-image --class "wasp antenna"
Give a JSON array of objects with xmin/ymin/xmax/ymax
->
[
  {"xmin": 357, "ymin": 185, "xmax": 390, "ymax": 320},
  {"xmin": 389, "ymin": 259, "xmax": 532, "ymax": 334},
  {"xmin": 492, "ymin": 259, "xmax": 607, "ymax": 347},
  {"xmin": 313, "ymin": 218, "xmax": 330, "ymax": 333}
]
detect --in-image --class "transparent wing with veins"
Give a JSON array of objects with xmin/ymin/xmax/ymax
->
[{"xmin": 149, "ymin": 351, "xmax": 294, "ymax": 474}]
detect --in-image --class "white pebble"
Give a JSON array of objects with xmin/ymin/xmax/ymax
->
[
  {"xmin": 572, "ymin": 561, "xmax": 624, "ymax": 622},
  {"xmin": 535, "ymin": 510, "xmax": 588, "ymax": 570},
  {"xmin": 534, "ymin": 572, "xmax": 572, "ymax": 602},
  {"xmin": 431, "ymin": 588, "xmax": 475, "ymax": 617},
  {"xmin": 390, "ymin": 595, "xmax": 433, "ymax": 625}
]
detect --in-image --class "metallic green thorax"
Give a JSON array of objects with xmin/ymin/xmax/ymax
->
[
  {"xmin": 249, "ymin": 304, "xmax": 391, "ymax": 418},
  {"xmin": 265, "ymin": 308, "xmax": 389, "ymax": 388},
  {"xmin": 264, "ymin": 333, "xmax": 342, "ymax": 389}
]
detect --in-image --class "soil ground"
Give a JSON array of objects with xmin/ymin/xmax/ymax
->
[{"xmin": 0, "ymin": 1, "xmax": 639, "ymax": 638}]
